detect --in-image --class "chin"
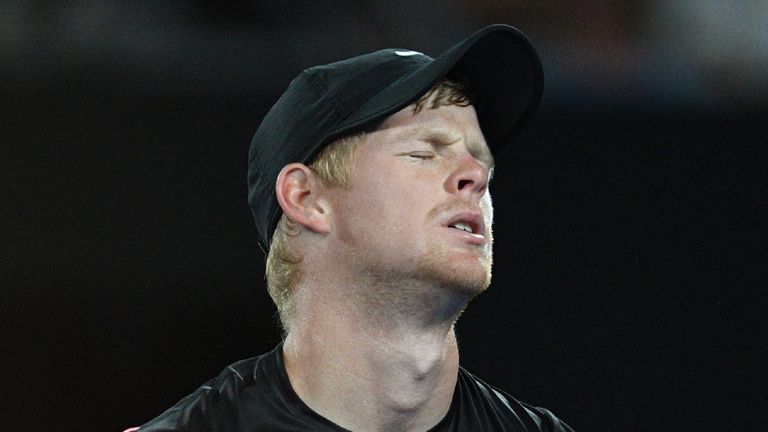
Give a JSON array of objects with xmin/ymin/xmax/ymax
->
[{"xmin": 416, "ymin": 250, "xmax": 493, "ymax": 297}]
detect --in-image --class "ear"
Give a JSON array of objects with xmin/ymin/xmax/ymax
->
[{"xmin": 275, "ymin": 163, "xmax": 332, "ymax": 235}]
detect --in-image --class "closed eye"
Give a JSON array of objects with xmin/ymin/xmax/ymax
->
[{"xmin": 407, "ymin": 152, "xmax": 434, "ymax": 159}]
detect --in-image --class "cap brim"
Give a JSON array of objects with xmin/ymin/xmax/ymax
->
[{"xmin": 333, "ymin": 24, "xmax": 544, "ymax": 154}]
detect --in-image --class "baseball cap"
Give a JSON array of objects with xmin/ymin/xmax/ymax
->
[{"xmin": 247, "ymin": 24, "xmax": 543, "ymax": 252}]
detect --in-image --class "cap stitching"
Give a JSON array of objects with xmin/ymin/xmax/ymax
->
[{"xmin": 302, "ymin": 70, "xmax": 345, "ymax": 117}]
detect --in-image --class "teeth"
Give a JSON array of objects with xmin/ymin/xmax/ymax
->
[{"xmin": 452, "ymin": 222, "xmax": 473, "ymax": 233}]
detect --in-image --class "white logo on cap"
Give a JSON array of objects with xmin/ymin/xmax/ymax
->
[{"xmin": 394, "ymin": 50, "xmax": 422, "ymax": 57}]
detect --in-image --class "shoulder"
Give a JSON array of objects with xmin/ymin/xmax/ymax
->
[
  {"xmin": 457, "ymin": 367, "xmax": 575, "ymax": 432},
  {"xmin": 128, "ymin": 355, "xmax": 267, "ymax": 432}
]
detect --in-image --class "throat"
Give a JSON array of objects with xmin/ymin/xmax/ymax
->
[{"xmin": 284, "ymin": 325, "xmax": 460, "ymax": 432}]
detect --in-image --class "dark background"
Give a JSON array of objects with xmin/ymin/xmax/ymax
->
[{"xmin": 2, "ymin": 2, "xmax": 766, "ymax": 431}]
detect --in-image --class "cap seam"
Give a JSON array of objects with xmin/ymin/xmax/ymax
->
[{"xmin": 302, "ymin": 70, "xmax": 346, "ymax": 119}]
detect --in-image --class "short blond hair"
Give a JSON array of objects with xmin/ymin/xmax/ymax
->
[{"xmin": 265, "ymin": 77, "xmax": 472, "ymax": 332}]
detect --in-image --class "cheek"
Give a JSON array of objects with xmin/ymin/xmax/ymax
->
[
  {"xmin": 334, "ymin": 183, "xmax": 403, "ymax": 238},
  {"xmin": 340, "ymin": 155, "xmax": 439, "ymax": 240},
  {"xmin": 356, "ymin": 184, "xmax": 428, "ymax": 243}
]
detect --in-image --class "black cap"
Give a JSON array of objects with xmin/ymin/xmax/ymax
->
[{"xmin": 247, "ymin": 24, "xmax": 543, "ymax": 252}]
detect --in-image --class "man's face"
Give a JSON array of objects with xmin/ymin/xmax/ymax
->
[{"xmin": 327, "ymin": 98, "xmax": 494, "ymax": 296}]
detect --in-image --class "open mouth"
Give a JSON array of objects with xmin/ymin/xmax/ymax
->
[
  {"xmin": 449, "ymin": 222, "xmax": 475, "ymax": 234},
  {"xmin": 444, "ymin": 211, "xmax": 486, "ymax": 242}
]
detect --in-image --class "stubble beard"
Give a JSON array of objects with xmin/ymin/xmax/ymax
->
[
  {"xmin": 336, "ymin": 231, "xmax": 493, "ymax": 326},
  {"xmin": 415, "ymin": 231, "xmax": 494, "ymax": 299},
  {"xmin": 332, "ymin": 199, "xmax": 494, "ymax": 323}
]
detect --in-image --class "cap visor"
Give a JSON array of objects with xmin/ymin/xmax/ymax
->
[{"xmin": 337, "ymin": 24, "xmax": 544, "ymax": 153}]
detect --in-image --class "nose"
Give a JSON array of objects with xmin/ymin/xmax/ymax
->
[{"xmin": 445, "ymin": 153, "xmax": 490, "ymax": 199}]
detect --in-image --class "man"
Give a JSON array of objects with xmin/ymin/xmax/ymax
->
[{"xmin": 128, "ymin": 24, "xmax": 574, "ymax": 431}]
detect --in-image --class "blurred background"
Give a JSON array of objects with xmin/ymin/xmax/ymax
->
[{"xmin": 2, "ymin": 1, "xmax": 766, "ymax": 431}]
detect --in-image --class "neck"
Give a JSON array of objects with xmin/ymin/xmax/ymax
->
[{"xmin": 282, "ymin": 274, "xmax": 468, "ymax": 432}]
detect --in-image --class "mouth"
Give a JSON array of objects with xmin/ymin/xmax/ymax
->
[{"xmin": 444, "ymin": 211, "xmax": 486, "ymax": 244}]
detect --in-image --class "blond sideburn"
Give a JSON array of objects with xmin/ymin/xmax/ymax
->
[{"xmin": 265, "ymin": 78, "xmax": 472, "ymax": 332}]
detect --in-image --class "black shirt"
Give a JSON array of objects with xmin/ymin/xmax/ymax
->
[{"xmin": 131, "ymin": 343, "xmax": 574, "ymax": 431}]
